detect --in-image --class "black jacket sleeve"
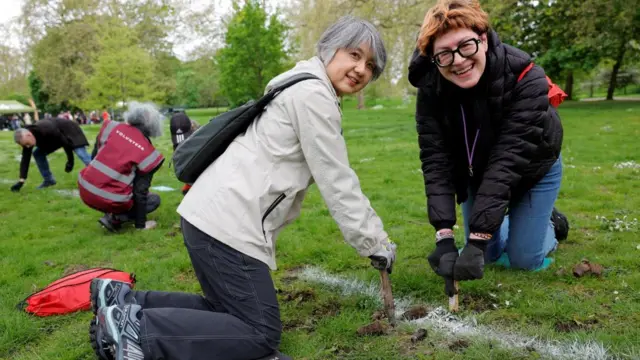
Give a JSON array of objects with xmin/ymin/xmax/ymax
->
[
  {"xmin": 469, "ymin": 65, "xmax": 550, "ymax": 233},
  {"xmin": 64, "ymin": 146, "xmax": 74, "ymax": 167},
  {"xmin": 19, "ymin": 147, "xmax": 33, "ymax": 180},
  {"xmin": 132, "ymin": 163, "xmax": 161, "ymax": 228},
  {"xmin": 416, "ymin": 87, "xmax": 457, "ymax": 231}
]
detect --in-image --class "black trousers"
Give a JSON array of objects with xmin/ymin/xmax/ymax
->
[{"xmin": 131, "ymin": 217, "xmax": 281, "ymax": 360}]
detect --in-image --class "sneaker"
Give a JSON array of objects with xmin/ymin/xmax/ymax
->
[
  {"xmin": 256, "ymin": 351, "xmax": 293, "ymax": 360},
  {"xmin": 99, "ymin": 214, "xmax": 122, "ymax": 233},
  {"xmin": 90, "ymin": 278, "xmax": 135, "ymax": 315},
  {"xmin": 90, "ymin": 304, "xmax": 144, "ymax": 360},
  {"xmin": 551, "ymin": 207, "xmax": 569, "ymax": 241},
  {"xmin": 36, "ymin": 179, "xmax": 57, "ymax": 189}
]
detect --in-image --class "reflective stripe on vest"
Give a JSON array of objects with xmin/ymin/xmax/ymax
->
[
  {"xmin": 100, "ymin": 121, "xmax": 119, "ymax": 146},
  {"xmin": 139, "ymin": 150, "xmax": 161, "ymax": 170},
  {"xmin": 78, "ymin": 174, "xmax": 133, "ymax": 202},
  {"xmin": 91, "ymin": 159, "xmax": 135, "ymax": 185}
]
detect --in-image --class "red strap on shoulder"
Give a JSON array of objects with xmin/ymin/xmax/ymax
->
[{"xmin": 518, "ymin": 63, "xmax": 535, "ymax": 82}]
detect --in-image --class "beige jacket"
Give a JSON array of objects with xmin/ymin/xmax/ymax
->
[{"xmin": 177, "ymin": 57, "xmax": 388, "ymax": 270}]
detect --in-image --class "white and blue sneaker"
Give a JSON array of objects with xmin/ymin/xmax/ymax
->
[
  {"xmin": 90, "ymin": 304, "xmax": 144, "ymax": 360},
  {"xmin": 90, "ymin": 278, "xmax": 135, "ymax": 314}
]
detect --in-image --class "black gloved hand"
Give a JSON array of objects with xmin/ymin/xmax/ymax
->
[
  {"xmin": 65, "ymin": 162, "xmax": 73, "ymax": 173},
  {"xmin": 454, "ymin": 239, "xmax": 488, "ymax": 281},
  {"xmin": 427, "ymin": 237, "xmax": 458, "ymax": 278},
  {"xmin": 11, "ymin": 181, "xmax": 24, "ymax": 192}
]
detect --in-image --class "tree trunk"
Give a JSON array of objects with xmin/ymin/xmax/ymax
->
[
  {"xmin": 564, "ymin": 71, "xmax": 574, "ymax": 101},
  {"xmin": 589, "ymin": 82, "xmax": 594, "ymax": 98},
  {"xmin": 357, "ymin": 91, "xmax": 365, "ymax": 110},
  {"xmin": 607, "ymin": 41, "xmax": 627, "ymax": 101}
]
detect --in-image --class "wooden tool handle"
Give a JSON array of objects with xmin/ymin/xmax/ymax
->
[
  {"xmin": 448, "ymin": 281, "xmax": 459, "ymax": 312},
  {"xmin": 379, "ymin": 270, "xmax": 396, "ymax": 326}
]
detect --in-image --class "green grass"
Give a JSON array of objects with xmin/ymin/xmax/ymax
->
[{"xmin": 1, "ymin": 100, "xmax": 639, "ymax": 359}]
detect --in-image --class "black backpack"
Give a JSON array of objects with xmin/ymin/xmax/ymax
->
[{"xmin": 172, "ymin": 73, "xmax": 319, "ymax": 183}]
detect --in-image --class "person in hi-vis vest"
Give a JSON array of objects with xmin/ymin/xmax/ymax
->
[{"xmin": 79, "ymin": 102, "xmax": 165, "ymax": 232}]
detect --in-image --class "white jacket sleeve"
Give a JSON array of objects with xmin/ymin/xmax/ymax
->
[{"xmin": 289, "ymin": 84, "xmax": 388, "ymax": 257}]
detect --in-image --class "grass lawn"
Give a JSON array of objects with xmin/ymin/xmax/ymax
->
[{"xmin": 0, "ymin": 100, "xmax": 639, "ymax": 359}]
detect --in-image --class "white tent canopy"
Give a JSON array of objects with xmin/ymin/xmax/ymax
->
[{"xmin": 0, "ymin": 100, "xmax": 35, "ymax": 114}]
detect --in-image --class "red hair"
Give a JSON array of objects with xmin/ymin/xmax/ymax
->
[{"xmin": 417, "ymin": 0, "xmax": 490, "ymax": 56}]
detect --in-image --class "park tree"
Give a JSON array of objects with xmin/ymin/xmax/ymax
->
[
  {"xmin": 82, "ymin": 21, "xmax": 162, "ymax": 109},
  {"xmin": 216, "ymin": 0, "xmax": 290, "ymax": 107},
  {"xmin": 30, "ymin": 20, "xmax": 100, "ymax": 107},
  {"xmin": 577, "ymin": 0, "xmax": 640, "ymax": 100},
  {"xmin": 176, "ymin": 55, "xmax": 221, "ymax": 108}
]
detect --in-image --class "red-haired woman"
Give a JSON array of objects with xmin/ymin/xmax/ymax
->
[{"xmin": 409, "ymin": 0, "xmax": 569, "ymax": 296}]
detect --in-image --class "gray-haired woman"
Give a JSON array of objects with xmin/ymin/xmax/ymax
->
[
  {"xmin": 89, "ymin": 16, "xmax": 396, "ymax": 360},
  {"xmin": 79, "ymin": 102, "xmax": 165, "ymax": 232}
]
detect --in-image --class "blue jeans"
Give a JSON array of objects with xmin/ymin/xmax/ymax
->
[
  {"xmin": 462, "ymin": 157, "xmax": 562, "ymax": 270},
  {"xmin": 32, "ymin": 146, "xmax": 92, "ymax": 182}
]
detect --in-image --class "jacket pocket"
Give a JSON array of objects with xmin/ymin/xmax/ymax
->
[{"xmin": 262, "ymin": 193, "xmax": 286, "ymax": 242}]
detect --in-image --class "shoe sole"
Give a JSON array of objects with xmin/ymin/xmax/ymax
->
[{"xmin": 89, "ymin": 318, "xmax": 115, "ymax": 360}]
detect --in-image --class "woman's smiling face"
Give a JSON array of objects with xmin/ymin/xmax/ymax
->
[{"xmin": 432, "ymin": 28, "xmax": 488, "ymax": 89}]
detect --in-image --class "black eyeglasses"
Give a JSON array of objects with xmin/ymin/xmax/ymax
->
[{"xmin": 431, "ymin": 38, "xmax": 481, "ymax": 67}]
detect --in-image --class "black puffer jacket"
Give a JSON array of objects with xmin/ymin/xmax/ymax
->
[{"xmin": 409, "ymin": 31, "xmax": 563, "ymax": 234}]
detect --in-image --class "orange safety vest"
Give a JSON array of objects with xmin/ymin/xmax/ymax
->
[{"xmin": 78, "ymin": 120, "xmax": 164, "ymax": 213}]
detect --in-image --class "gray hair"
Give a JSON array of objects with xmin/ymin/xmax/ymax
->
[
  {"xmin": 316, "ymin": 16, "xmax": 387, "ymax": 80},
  {"xmin": 14, "ymin": 128, "xmax": 30, "ymax": 144},
  {"xmin": 123, "ymin": 102, "xmax": 164, "ymax": 138}
]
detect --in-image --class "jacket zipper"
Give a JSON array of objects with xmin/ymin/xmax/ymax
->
[{"xmin": 262, "ymin": 193, "xmax": 286, "ymax": 242}]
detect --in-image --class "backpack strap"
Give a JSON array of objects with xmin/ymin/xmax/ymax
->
[
  {"xmin": 518, "ymin": 63, "xmax": 535, "ymax": 82},
  {"xmin": 268, "ymin": 73, "xmax": 321, "ymax": 96}
]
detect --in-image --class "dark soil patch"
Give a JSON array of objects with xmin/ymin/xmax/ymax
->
[
  {"xmin": 281, "ymin": 288, "xmax": 316, "ymax": 303},
  {"xmin": 356, "ymin": 320, "xmax": 389, "ymax": 336},
  {"xmin": 281, "ymin": 266, "xmax": 304, "ymax": 284},
  {"xmin": 371, "ymin": 309, "xmax": 386, "ymax": 321},
  {"xmin": 402, "ymin": 305, "xmax": 430, "ymax": 320},
  {"xmin": 411, "ymin": 328, "xmax": 428, "ymax": 343},
  {"xmin": 449, "ymin": 339, "xmax": 470, "ymax": 352},
  {"xmin": 461, "ymin": 293, "xmax": 495, "ymax": 313},
  {"xmin": 555, "ymin": 318, "xmax": 599, "ymax": 332},
  {"xmin": 312, "ymin": 299, "xmax": 341, "ymax": 317}
]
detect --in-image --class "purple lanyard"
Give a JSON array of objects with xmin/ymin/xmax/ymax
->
[{"xmin": 460, "ymin": 105, "xmax": 479, "ymax": 177}]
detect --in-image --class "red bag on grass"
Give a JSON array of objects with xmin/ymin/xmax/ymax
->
[{"xmin": 17, "ymin": 267, "xmax": 135, "ymax": 317}]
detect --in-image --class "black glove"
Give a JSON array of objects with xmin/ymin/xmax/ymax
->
[
  {"xmin": 454, "ymin": 240, "xmax": 488, "ymax": 281},
  {"xmin": 65, "ymin": 162, "xmax": 73, "ymax": 173},
  {"xmin": 11, "ymin": 181, "xmax": 24, "ymax": 192},
  {"xmin": 427, "ymin": 237, "xmax": 459, "ymax": 296}
]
